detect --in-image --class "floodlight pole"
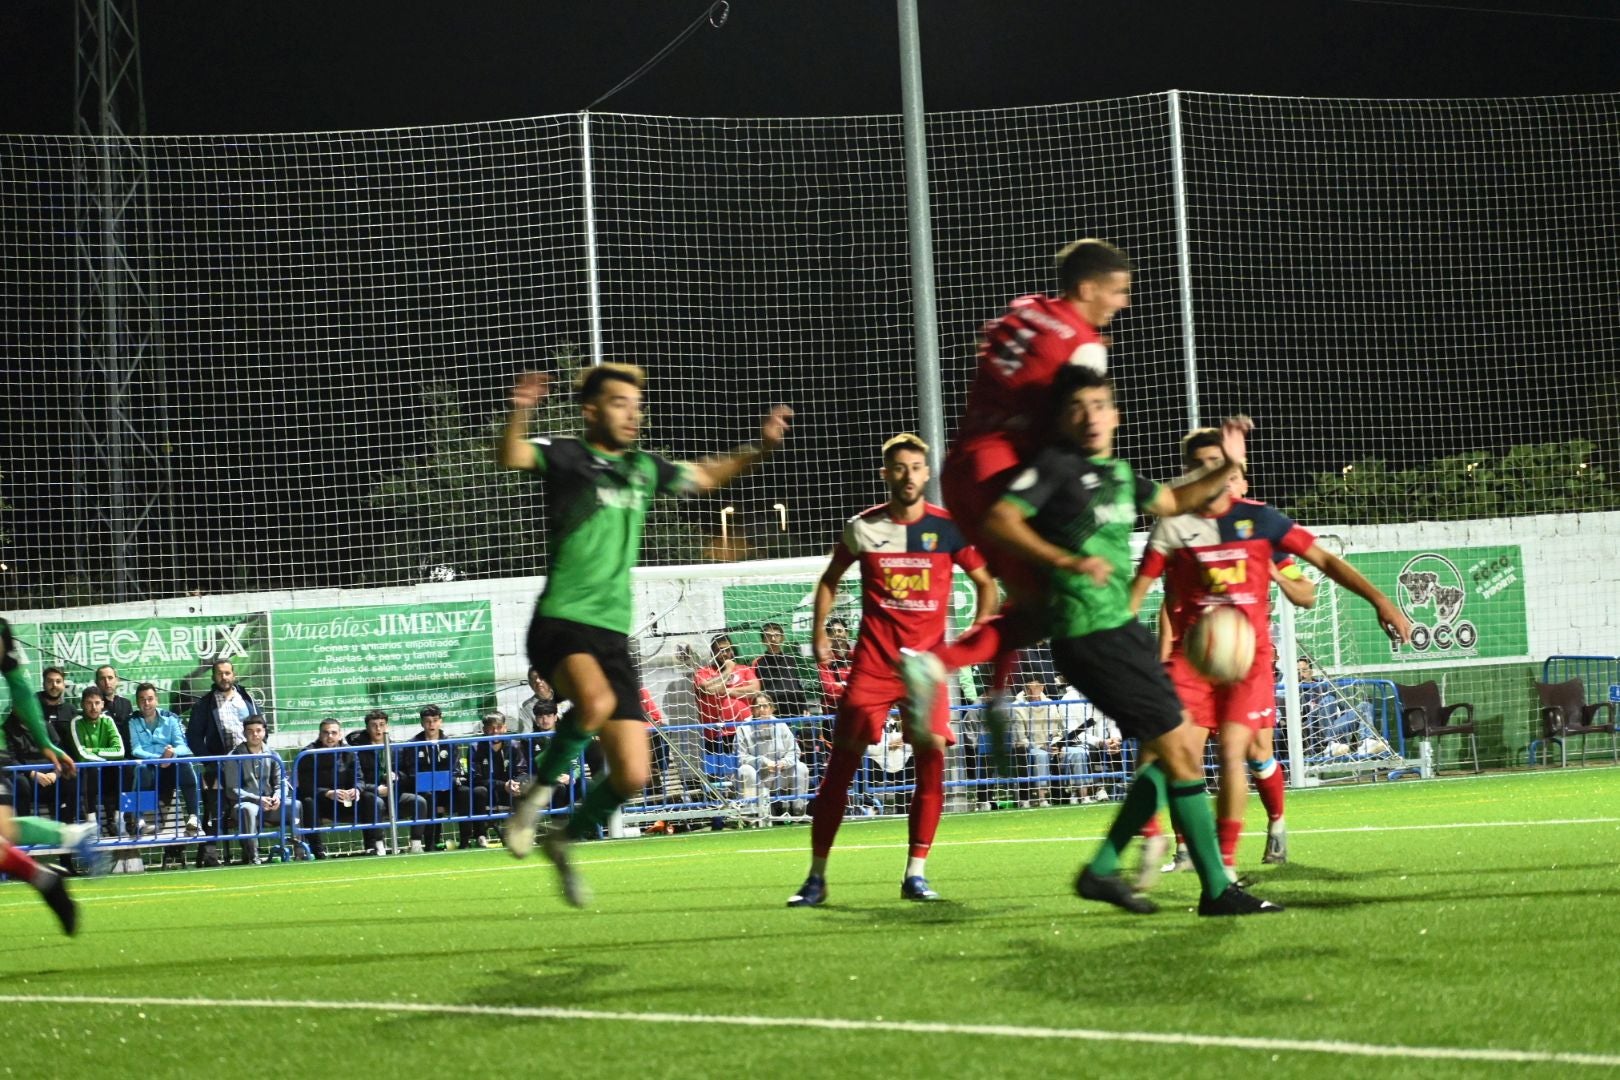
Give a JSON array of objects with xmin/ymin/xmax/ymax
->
[
  {"xmin": 897, "ymin": 0, "xmax": 945, "ymax": 501},
  {"xmin": 580, "ymin": 111, "xmax": 605, "ymax": 367},
  {"xmin": 1168, "ymin": 90, "xmax": 1201, "ymax": 428}
]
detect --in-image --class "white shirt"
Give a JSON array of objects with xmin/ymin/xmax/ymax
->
[{"xmin": 214, "ymin": 688, "xmax": 251, "ymax": 748}]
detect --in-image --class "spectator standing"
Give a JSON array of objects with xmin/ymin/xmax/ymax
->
[
  {"xmin": 36, "ymin": 666, "xmax": 76, "ymax": 749},
  {"xmin": 692, "ymin": 635, "xmax": 759, "ymax": 755},
  {"xmin": 753, "ymin": 623, "xmax": 808, "ymax": 719},
  {"xmin": 186, "ymin": 659, "xmax": 259, "ymax": 868},
  {"xmin": 515, "ymin": 668, "xmax": 559, "ymax": 735}
]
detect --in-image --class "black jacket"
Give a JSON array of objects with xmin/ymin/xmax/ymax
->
[
  {"xmin": 295, "ymin": 739, "xmax": 364, "ymax": 801},
  {"xmin": 187, "ymin": 684, "xmax": 260, "ymax": 759}
]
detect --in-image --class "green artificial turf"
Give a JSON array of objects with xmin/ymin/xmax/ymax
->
[{"xmin": 3, "ymin": 768, "xmax": 1618, "ymax": 1078}]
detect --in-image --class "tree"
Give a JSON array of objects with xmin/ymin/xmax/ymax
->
[{"xmin": 1286, "ymin": 440, "xmax": 1617, "ymax": 525}]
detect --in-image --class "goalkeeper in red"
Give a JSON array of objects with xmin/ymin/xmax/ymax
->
[
  {"xmin": 901, "ymin": 239, "xmax": 1132, "ymax": 767},
  {"xmin": 0, "ymin": 619, "xmax": 106, "ymax": 934},
  {"xmin": 1130, "ymin": 427, "xmax": 1413, "ymax": 878},
  {"xmin": 786, "ymin": 434, "xmax": 997, "ymax": 908}
]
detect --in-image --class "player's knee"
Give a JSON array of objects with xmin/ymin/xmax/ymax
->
[{"xmin": 612, "ymin": 765, "xmax": 649, "ymax": 795}]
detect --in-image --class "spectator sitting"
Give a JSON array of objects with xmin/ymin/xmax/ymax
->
[
  {"xmin": 1061, "ymin": 701, "xmax": 1123, "ymax": 802},
  {"xmin": 862, "ymin": 714, "xmax": 914, "ymax": 815},
  {"xmin": 224, "ymin": 715, "xmax": 296, "ymax": 864},
  {"xmin": 1296, "ymin": 659, "xmax": 1359, "ymax": 752},
  {"xmin": 345, "ymin": 709, "xmax": 427, "ymax": 855},
  {"xmin": 128, "ymin": 682, "xmax": 202, "ymax": 838},
  {"xmin": 1013, "ymin": 674, "xmax": 1067, "ymax": 807},
  {"xmin": 467, "ymin": 711, "xmax": 528, "ymax": 844},
  {"xmin": 400, "ymin": 704, "xmax": 474, "ymax": 851},
  {"xmin": 814, "ymin": 616, "xmax": 855, "ymax": 772},
  {"xmin": 296, "ymin": 718, "xmax": 382, "ymax": 860},
  {"xmin": 3, "ymin": 707, "xmax": 80, "ymax": 828},
  {"xmin": 735, "ymin": 692, "xmax": 809, "ymax": 818},
  {"xmin": 35, "ymin": 666, "xmax": 77, "ymax": 750},
  {"xmin": 693, "ymin": 634, "xmax": 759, "ymax": 755},
  {"xmin": 68, "ymin": 687, "xmax": 126, "ymax": 837}
]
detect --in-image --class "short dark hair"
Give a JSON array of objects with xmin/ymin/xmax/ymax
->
[
  {"xmin": 134, "ymin": 682, "xmax": 158, "ymax": 698},
  {"xmin": 575, "ymin": 362, "xmax": 646, "ymax": 405},
  {"xmin": 243, "ymin": 714, "xmax": 267, "ymax": 730},
  {"xmin": 1180, "ymin": 426, "xmax": 1224, "ymax": 468},
  {"xmin": 710, "ymin": 634, "xmax": 733, "ymax": 653},
  {"xmin": 95, "ymin": 664, "xmax": 116, "ymax": 678},
  {"xmin": 481, "ymin": 710, "xmax": 508, "ymax": 727},
  {"xmin": 1056, "ymin": 238, "xmax": 1133, "ymax": 296},
  {"xmin": 825, "ymin": 616, "xmax": 848, "ymax": 632},
  {"xmin": 419, "ymin": 704, "xmax": 442, "ymax": 718},
  {"xmin": 42, "ymin": 666, "xmax": 64, "ymax": 680},
  {"xmin": 1051, "ymin": 364, "xmax": 1114, "ymax": 402},
  {"xmin": 760, "ymin": 621, "xmax": 784, "ymax": 635},
  {"xmin": 364, "ymin": 709, "xmax": 389, "ymax": 723},
  {"xmin": 319, "ymin": 717, "xmax": 342, "ymax": 730},
  {"xmin": 751, "ymin": 692, "xmax": 776, "ymax": 708},
  {"xmin": 80, "ymin": 686, "xmax": 104, "ymax": 703}
]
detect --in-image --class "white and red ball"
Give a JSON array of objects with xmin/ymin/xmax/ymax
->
[{"xmin": 1184, "ymin": 605, "xmax": 1257, "ymax": 685}]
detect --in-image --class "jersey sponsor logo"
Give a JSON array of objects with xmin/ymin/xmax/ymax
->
[
  {"xmin": 878, "ymin": 556, "xmax": 932, "ymax": 569},
  {"xmin": 1080, "ymin": 473, "xmax": 1101, "ymax": 490},
  {"xmin": 595, "ymin": 486, "xmax": 648, "ymax": 510},
  {"xmin": 1008, "ymin": 467, "xmax": 1039, "ymax": 492},
  {"xmin": 881, "ymin": 566, "xmax": 933, "ymax": 601},
  {"xmin": 1193, "ymin": 547, "xmax": 1247, "ymax": 563},
  {"xmin": 1093, "ymin": 501, "xmax": 1136, "ymax": 526},
  {"xmin": 1202, "ymin": 561, "xmax": 1247, "ymax": 593},
  {"xmin": 1019, "ymin": 306, "xmax": 1077, "ymax": 339}
]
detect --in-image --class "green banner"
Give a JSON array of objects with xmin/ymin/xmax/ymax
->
[
  {"xmin": 269, "ymin": 601, "xmax": 496, "ymax": 732},
  {"xmin": 1297, "ymin": 545, "xmax": 1529, "ymax": 665},
  {"xmin": 2, "ymin": 613, "xmax": 269, "ymax": 714}
]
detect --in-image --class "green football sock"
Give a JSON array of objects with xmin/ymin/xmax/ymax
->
[
  {"xmin": 1166, "ymin": 779, "xmax": 1231, "ymax": 899},
  {"xmin": 1089, "ymin": 761, "xmax": 1167, "ymax": 877},
  {"xmin": 564, "ymin": 778, "xmax": 630, "ymax": 841},
  {"xmin": 532, "ymin": 715, "xmax": 593, "ymax": 789},
  {"xmin": 15, "ymin": 817, "xmax": 66, "ymax": 847}
]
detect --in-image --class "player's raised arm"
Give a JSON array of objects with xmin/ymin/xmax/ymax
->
[
  {"xmin": 811, "ymin": 542, "xmax": 857, "ymax": 663},
  {"xmin": 685, "ymin": 406, "xmax": 794, "ymax": 493},
  {"xmin": 965, "ymin": 564, "xmax": 1000, "ymax": 626},
  {"xmin": 497, "ymin": 372, "xmax": 550, "ymax": 471},
  {"xmin": 1271, "ymin": 560, "xmax": 1318, "ymax": 609},
  {"xmin": 1299, "ymin": 544, "xmax": 1412, "ymax": 643},
  {"xmin": 983, "ymin": 498, "xmax": 1112, "ymax": 586},
  {"xmin": 1145, "ymin": 415, "xmax": 1250, "ymax": 517}
]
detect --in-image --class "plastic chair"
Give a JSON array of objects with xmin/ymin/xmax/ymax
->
[
  {"xmin": 1393, "ymin": 681, "xmax": 1480, "ymax": 773},
  {"xmin": 1535, "ymin": 679, "xmax": 1618, "ymax": 767}
]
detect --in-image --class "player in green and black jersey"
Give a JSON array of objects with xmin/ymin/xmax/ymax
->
[
  {"xmin": 0, "ymin": 619, "xmax": 106, "ymax": 934},
  {"xmin": 982, "ymin": 365, "xmax": 1282, "ymax": 916},
  {"xmin": 497, "ymin": 364, "xmax": 791, "ymax": 905}
]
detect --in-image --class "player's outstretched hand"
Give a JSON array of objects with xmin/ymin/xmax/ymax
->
[
  {"xmin": 1220, "ymin": 413, "xmax": 1252, "ymax": 472},
  {"xmin": 511, "ymin": 371, "xmax": 550, "ymax": 410},
  {"xmin": 760, "ymin": 405, "xmax": 794, "ymax": 454},
  {"xmin": 811, "ymin": 628, "xmax": 831, "ymax": 664},
  {"xmin": 1378, "ymin": 600, "xmax": 1414, "ymax": 645}
]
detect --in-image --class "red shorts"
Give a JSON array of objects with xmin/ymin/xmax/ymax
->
[
  {"xmin": 1167, "ymin": 649, "xmax": 1277, "ymax": 733},
  {"xmin": 833, "ymin": 665, "xmax": 956, "ymax": 748},
  {"xmin": 941, "ymin": 443, "xmax": 1044, "ymax": 602}
]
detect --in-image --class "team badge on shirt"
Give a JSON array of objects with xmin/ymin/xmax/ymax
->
[
  {"xmin": 1235, "ymin": 520, "xmax": 1254, "ymax": 539},
  {"xmin": 921, "ymin": 532, "xmax": 938, "ymax": 551}
]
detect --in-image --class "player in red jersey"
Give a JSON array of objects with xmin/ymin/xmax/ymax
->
[
  {"xmin": 787, "ymin": 434, "xmax": 997, "ymax": 907},
  {"xmin": 900, "ymin": 239, "xmax": 1133, "ymax": 767},
  {"xmin": 1129, "ymin": 426, "xmax": 1413, "ymax": 880}
]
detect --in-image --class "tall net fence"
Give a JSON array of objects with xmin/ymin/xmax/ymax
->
[{"xmin": 2, "ymin": 92, "xmax": 1617, "ymax": 613}]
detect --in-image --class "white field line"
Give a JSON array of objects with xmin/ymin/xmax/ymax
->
[{"xmin": 0, "ymin": 993, "xmax": 1613, "ymax": 1068}]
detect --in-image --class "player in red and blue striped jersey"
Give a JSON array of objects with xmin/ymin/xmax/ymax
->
[
  {"xmin": 788, "ymin": 434, "xmax": 998, "ymax": 907},
  {"xmin": 1130, "ymin": 426, "xmax": 1412, "ymax": 879}
]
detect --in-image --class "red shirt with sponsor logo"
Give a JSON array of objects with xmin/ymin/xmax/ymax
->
[
  {"xmin": 837, "ymin": 503, "xmax": 986, "ymax": 671},
  {"xmin": 951, "ymin": 294, "xmax": 1108, "ymax": 481},
  {"xmin": 692, "ymin": 661, "xmax": 758, "ymax": 736},
  {"xmin": 1137, "ymin": 497, "xmax": 1315, "ymax": 655}
]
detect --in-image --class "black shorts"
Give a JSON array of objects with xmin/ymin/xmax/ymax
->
[
  {"xmin": 526, "ymin": 614, "xmax": 645, "ymax": 723},
  {"xmin": 1051, "ymin": 621, "xmax": 1184, "ymax": 745}
]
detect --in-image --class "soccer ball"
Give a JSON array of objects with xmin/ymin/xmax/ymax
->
[{"xmin": 1184, "ymin": 605, "xmax": 1256, "ymax": 686}]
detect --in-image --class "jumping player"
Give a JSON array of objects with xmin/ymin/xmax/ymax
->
[
  {"xmin": 786, "ymin": 434, "xmax": 997, "ymax": 907},
  {"xmin": 498, "ymin": 365, "xmax": 791, "ymax": 906},
  {"xmin": 981, "ymin": 365, "xmax": 1282, "ymax": 915},
  {"xmin": 1130, "ymin": 427, "xmax": 1413, "ymax": 879},
  {"xmin": 901, "ymin": 239, "xmax": 1133, "ymax": 768},
  {"xmin": 0, "ymin": 619, "xmax": 105, "ymax": 934}
]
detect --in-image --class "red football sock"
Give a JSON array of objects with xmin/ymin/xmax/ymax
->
[
  {"xmin": 1217, "ymin": 817, "xmax": 1244, "ymax": 867},
  {"xmin": 810, "ymin": 746, "xmax": 863, "ymax": 860},
  {"xmin": 1140, "ymin": 815, "xmax": 1163, "ymax": 839},
  {"xmin": 908, "ymin": 748, "xmax": 945, "ymax": 859},
  {"xmin": 990, "ymin": 648, "xmax": 1020, "ymax": 695},
  {"xmin": 1250, "ymin": 759, "xmax": 1286, "ymax": 822},
  {"xmin": 0, "ymin": 842, "xmax": 43, "ymax": 886},
  {"xmin": 933, "ymin": 609, "xmax": 1043, "ymax": 674}
]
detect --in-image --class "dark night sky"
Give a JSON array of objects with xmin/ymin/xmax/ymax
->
[{"xmin": 0, "ymin": 1, "xmax": 1615, "ymax": 134}]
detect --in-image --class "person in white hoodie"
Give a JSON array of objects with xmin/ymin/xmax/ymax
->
[{"xmin": 735, "ymin": 693, "xmax": 808, "ymax": 818}]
